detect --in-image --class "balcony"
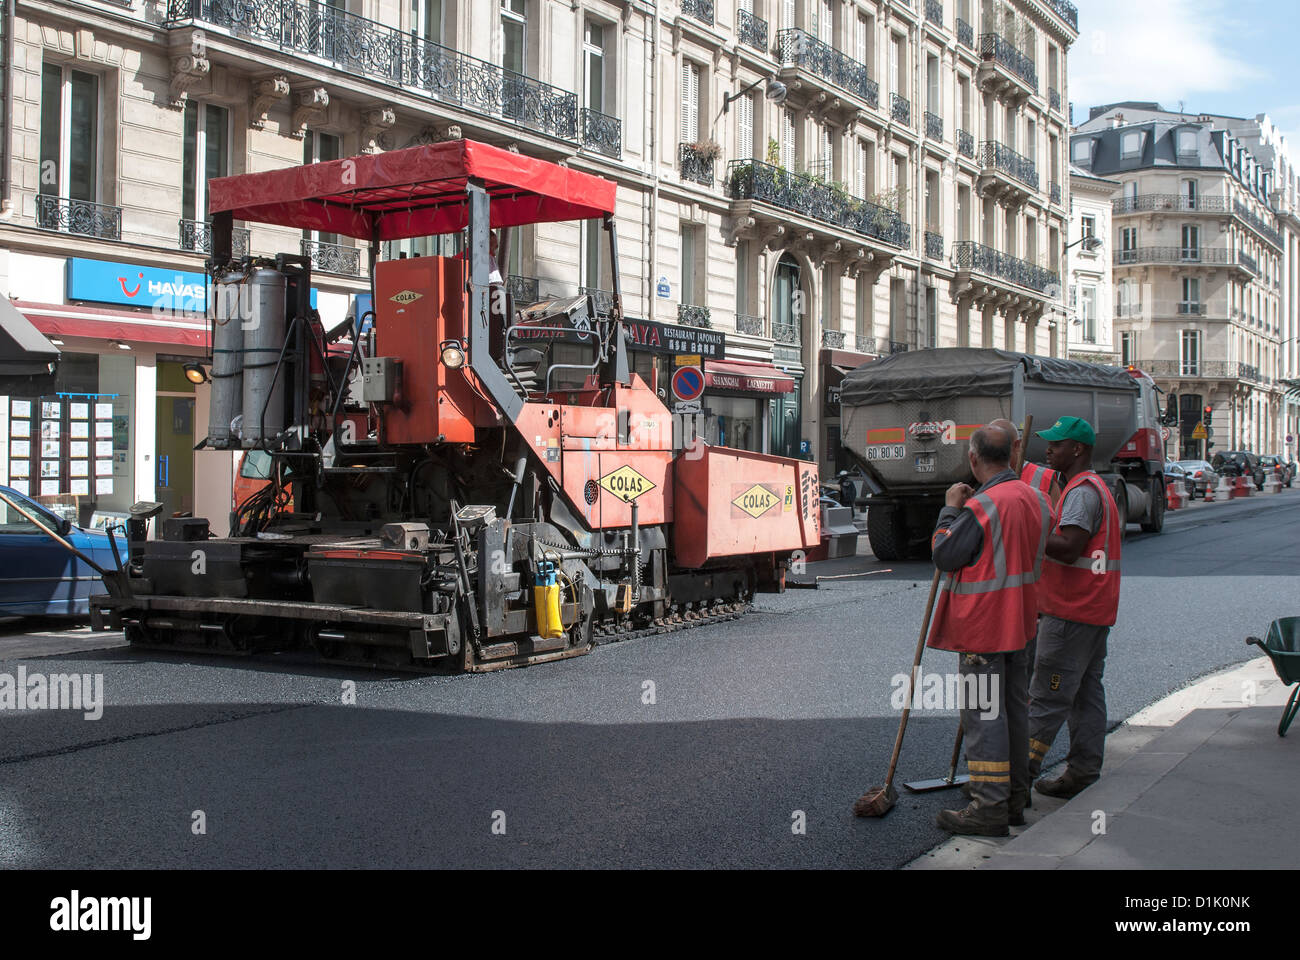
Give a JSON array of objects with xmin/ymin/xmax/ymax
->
[
  {"xmin": 580, "ymin": 108, "xmax": 622, "ymax": 159},
  {"xmin": 1043, "ymin": 0, "xmax": 1079, "ymax": 30},
  {"xmin": 821, "ymin": 329, "xmax": 846, "ymax": 349},
  {"xmin": 977, "ymin": 32, "xmax": 1036, "ymax": 101},
  {"xmin": 1112, "ymin": 194, "xmax": 1228, "ymax": 215},
  {"xmin": 956, "ymin": 129, "xmax": 975, "ymax": 159},
  {"xmin": 179, "ymin": 219, "xmax": 250, "ymax": 256},
  {"xmin": 1137, "ymin": 360, "xmax": 1266, "ymax": 382},
  {"xmin": 1114, "ymin": 246, "xmax": 1257, "ymax": 279},
  {"xmin": 891, "ymin": 93, "xmax": 912, "ymax": 126},
  {"xmin": 1177, "ymin": 302, "xmax": 1207, "ymax": 315},
  {"xmin": 978, "ymin": 140, "xmax": 1038, "ymax": 204},
  {"xmin": 727, "ymin": 159, "xmax": 911, "ymax": 249},
  {"xmin": 35, "ymin": 196, "xmax": 121, "ymax": 241},
  {"xmin": 1233, "ymin": 200, "xmax": 1282, "ymax": 249},
  {"xmin": 1050, "ymin": 182, "xmax": 1062, "ymax": 206},
  {"xmin": 164, "ymin": 0, "xmax": 578, "ymax": 144},
  {"xmin": 1049, "ymin": 87, "xmax": 1061, "ymax": 112},
  {"xmin": 956, "ymin": 18, "xmax": 974, "ymax": 49},
  {"xmin": 924, "ymin": 111, "xmax": 943, "ymax": 141},
  {"xmin": 855, "ymin": 335, "xmax": 911, "ymax": 355},
  {"xmin": 301, "ymin": 238, "xmax": 361, "ymax": 275},
  {"xmin": 736, "ymin": 314, "xmax": 765, "ymax": 336},
  {"xmin": 737, "ymin": 9, "xmax": 768, "ymax": 52},
  {"xmin": 925, "ymin": 0, "xmax": 943, "ymax": 26},
  {"xmin": 1238, "ymin": 250, "xmax": 1259, "ymax": 277},
  {"xmin": 772, "ymin": 319, "xmax": 800, "ymax": 345},
  {"xmin": 678, "ymin": 303, "xmax": 711, "ymax": 328},
  {"xmin": 953, "ymin": 240, "xmax": 1059, "ymax": 296},
  {"xmin": 776, "ymin": 28, "xmax": 879, "ymax": 110},
  {"xmin": 925, "ymin": 231, "xmax": 944, "ymax": 260},
  {"xmin": 680, "ymin": 0, "xmax": 714, "ymax": 27},
  {"xmin": 680, "ymin": 142, "xmax": 716, "ymax": 187}
]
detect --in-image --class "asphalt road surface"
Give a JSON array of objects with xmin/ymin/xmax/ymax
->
[{"xmin": 2, "ymin": 490, "xmax": 1296, "ymax": 869}]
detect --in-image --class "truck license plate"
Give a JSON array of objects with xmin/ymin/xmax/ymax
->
[
  {"xmin": 914, "ymin": 454, "xmax": 935, "ymax": 473},
  {"xmin": 865, "ymin": 444, "xmax": 907, "ymax": 461}
]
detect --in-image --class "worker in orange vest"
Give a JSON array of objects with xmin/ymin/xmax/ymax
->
[
  {"xmin": 1027, "ymin": 416, "xmax": 1123, "ymax": 799},
  {"xmin": 991, "ymin": 418, "xmax": 1060, "ymax": 503},
  {"xmin": 928, "ymin": 423, "xmax": 1052, "ymax": 836}
]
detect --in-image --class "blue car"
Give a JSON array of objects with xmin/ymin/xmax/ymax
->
[{"xmin": 0, "ymin": 485, "xmax": 126, "ymax": 618}]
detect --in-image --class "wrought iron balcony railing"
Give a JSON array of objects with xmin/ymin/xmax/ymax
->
[
  {"xmin": 1177, "ymin": 302, "xmax": 1207, "ymax": 315},
  {"xmin": 980, "ymin": 140, "xmax": 1038, "ymax": 190},
  {"xmin": 953, "ymin": 240, "xmax": 1059, "ymax": 294},
  {"xmin": 979, "ymin": 32, "xmax": 1037, "ymax": 89},
  {"xmin": 1137, "ymin": 359, "xmax": 1263, "ymax": 382},
  {"xmin": 179, "ymin": 219, "xmax": 250, "ymax": 256},
  {"xmin": 727, "ymin": 159, "xmax": 911, "ymax": 249},
  {"xmin": 772, "ymin": 320, "xmax": 800, "ymax": 345},
  {"xmin": 577, "ymin": 107, "xmax": 621, "ymax": 159},
  {"xmin": 925, "ymin": 231, "xmax": 944, "ymax": 260},
  {"xmin": 301, "ymin": 238, "xmax": 361, "ymax": 275},
  {"xmin": 1050, "ymin": 182, "xmax": 1062, "ymax": 205},
  {"xmin": 891, "ymin": 93, "xmax": 912, "ymax": 126},
  {"xmin": 737, "ymin": 8, "xmax": 768, "ymax": 52},
  {"xmin": 1233, "ymin": 200, "xmax": 1282, "ymax": 248},
  {"xmin": 507, "ymin": 275, "xmax": 541, "ymax": 306},
  {"xmin": 680, "ymin": 143, "xmax": 716, "ymax": 186},
  {"xmin": 736, "ymin": 314, "xmax": 765, "ymax": 336},
  {"xmin": 35, "ymin": 195, "xmax": 122, "ymax": 240},
  {"xmin": 165, "ymin": 0, "xmax": 578, "ymax": 143},
  {"xmin": 924, "ymin": 111, "xmax": 942, "ymax": 141},
  {"xmin": 1048, "ymin": 87, "xmax": 1061, "ymax": 112},
  {"xmin": 776, "ymin": 28, "xmax": 879, "ymax": 107},
  {"xmin": 678, "ymin": 303, "xmax": 711, "ymax": 328},
  {"xmin": 925, "ymin": 0, "xmax": 943, "ymax": 26},
  {"xmin": 1114, "ymin": 246, "xmax": 1244, "ymax": 267},
  {"xmin": 1112, "ymin": 194, "xmax": 1228, "ymax": 214},
  {"xmin": 957, "ymin": 129, "xmax": 975, "ymax": 158},
  {"xmin": 853, "ymin": 335, "xmax": 910, "ymax": 355},
  {"xmin": 956, "ymin": 18, "xmax": 974, "ymax": 48},
  {"xmin": 821, "ymin": 329, "xmax": 846, "ymax": 349},
  {"xmin": 580, "ymin": 286, "xmax": 616, "ymax": 316},
  {"xmin": 1238, "ymin": 251, "xmax": 1259, "ymax": 276},
  {"xmin": 1043, "ymin": 0, "xmax": 1078, "ymax": 29},
  {"xmin": 681, "ymin": 0, "xmax": 714, "ymax": 27}
]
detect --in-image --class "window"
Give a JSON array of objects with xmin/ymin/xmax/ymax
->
[
  {"xmin": 957, "ymin": 184, "xmax": 970, "ymax": 241},
  {"xmin": 1120, "ymin": 331, "xmax": 1133, "ymax": 366},
  {"xmin": 782, "ymin": 0, "xmax": 795, "ymax": 30},
  {"xmin": 736, "ymin": 241, "xmax": 751, "ymax": 317},
  {"xmin": 737, "ymin": 91, "xmax": 754, "ymax": 160},
  {"xmin": 855, "ymin": 13, "xmax": 871, "ymax": 71},
  {"xmin": 1079, "ymin": 285, "xmax": 1097, "ymax": 342},
  {"xmin": 39, "ymin": 63, "xmax": 100, "ymax": 203},
  {"xmin": 412, "ymin": 0, "xmax": 443, "ymax": 43},
  {"xmin": 1182, "ymin": 178, "xmax": 1197, "ymax": 207},
  {"xmin": 1123, "ymin": 180, "xmax": 1137, "ymax": 203},
  {"xmin": 924, "ymin": 169, "xmax": 939, "ymax": 230},
  {"xmin": 181, "ymin": 102, "xmax": 229, "ymax": 227},
  {"xmin": 681, "ymin": 223, "xmax": 701, "ymax": 306},
  {"xmin": 1121, "ymin": 130, "xmax": 1143, "ymax": 159},
  {"xmin": 1080, "ymin": 215, "xmax": 1095, "ymax": 240},
  {"xmin": 304, "ymin": 130, "xmax": 341, "ymax": 246},
  {"xmin": 584, "ymin": 20, "xmax": 606, "ymax": 114},
  {"xmin": 1025, "ymin": 215, "xmax": 1036, "ymax": 263},
  {"xmin": 1181, "ymin": 276, "xmax": 1200, "ymax": 312},
  {"xmin": 680, "ymin": 61, "xmax": 700, "ymax": 143},
  {"xmin": 1181, "ymin": 225, "xmax": 1199, "ymax": 260},
  {"xmin": 927, "ymin": 55, "xmax": 940, "ymax": 115},
  {"xmin": 1180, "ymin": 329, "xmax": 1201, "ymax": 375},
  {"xmin": 1177, "ymin": 129, "xmax": 1198, "ymax": 159},
  {"xmin": 1119, "ymin": 226, "xmax": 1137, "ymax": 262},
  {"xmin": 1116, "ymin": 277, "xmax": 1139, "ymax": 316},
  {"xmin": 1072, "ymin": 139, "xmax": 1091, "ymax": 164},
  {"xmin": 855, "ymin": 275, "xmax": 871, "ymax": 338},
  {"xmin": 958, "ymin": 76, "xmax": 971, "ymax": 132},
  {"xmin": 1004, "ymin": 103, "xmax": 1017, "ymax": 150},
  {"xmin": 501, "ymin": 0, "xmax": 527, "ymax": 74},
  {"xmin": 855, "ymin": 140, "xmax": 873, "ymax": 198},
  {"xmin": 780, "ymin": 108, "xmax": 796, "ymax": 169},
  {"xmin": 925, "ymin": 287, "xmax": 937, "ymax": 348},
  {"xmin": 891, "ymin": 33, "xmax": 905, "ymax": 98},
  {"xmin": 821, "ymin": 267, "xmax": 837, "ymax": 328},
  {"xmin": 815, "ymin": 0, "xmax": 833, "ymax": 43}
]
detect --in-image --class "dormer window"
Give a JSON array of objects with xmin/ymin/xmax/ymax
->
[
  {"xmin": 1177, "ymin": 129, "xmax": 1198, "ymax": 161},
  {"xmin": 1072, "ymin": 138, "xmax": 1091, "ymax": 164},
  {"xmin": 1121, "ymin": 130, "xmax": 1143, "ymax": 159}
]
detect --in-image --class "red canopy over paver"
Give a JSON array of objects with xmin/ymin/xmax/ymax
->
[{"xmin": 208, "ymin": 139, "xmax": 618, "ymax": 242}]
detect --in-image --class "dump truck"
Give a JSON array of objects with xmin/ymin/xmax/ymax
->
[
  {"xmin": 88, "ymin": 139, "xmax": 820, "ymax": 671},
  {"xmin": 839, "ymin": 348, "xmax": 1170, "ymax": 560}
]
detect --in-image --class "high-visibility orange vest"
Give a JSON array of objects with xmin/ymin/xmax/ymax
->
[
  {"xmin": 1020, "ymin": 462, "xmax": 1057, "ymax": 497},
  {"xmin": 1039, "ymin": 471, "xmax": 1123, "ymax": 627},
  {"xmin": 927, "ymin": 480, "xmax": 1052, "ymax": 653}
]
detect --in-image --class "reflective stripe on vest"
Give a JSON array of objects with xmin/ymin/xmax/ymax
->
[
  {"xmin": 1040, "ymin": 471, "xmax": 1123, "ymax": 626},
  {"xmin": 927, "ymin": 480, "xmax": 1049, "ymax": 653},
  {"xmin": 1020, "ymin": 462, "xmax": 1056, "ymax": 497}
]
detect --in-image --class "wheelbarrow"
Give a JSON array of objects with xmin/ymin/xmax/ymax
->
[{"xmin": 1246, "ymin": 617, "xmax": 1300, "ymax": 737}]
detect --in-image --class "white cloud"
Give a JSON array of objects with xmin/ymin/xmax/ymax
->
[{"xmin": 1068, "ymin": 0, "xmax": 1263, "ymax": 114}]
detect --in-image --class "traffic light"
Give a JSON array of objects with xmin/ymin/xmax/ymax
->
[{"xmin": 1204, "ymin": 405, "xmax": 1213, "ymax": 419}]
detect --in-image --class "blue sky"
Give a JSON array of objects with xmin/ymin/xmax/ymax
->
[{"xmin": 1069, "ymin": 0, "xmax": 1300, "ymax": 149}]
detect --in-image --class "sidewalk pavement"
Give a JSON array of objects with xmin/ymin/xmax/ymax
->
[{"xmin": 908, "ymin": 656, "xmax": 1297, "ymax": 869}]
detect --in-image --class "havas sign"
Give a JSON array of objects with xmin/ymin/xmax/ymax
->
[{"xmin": 66, "ymin": 258, "xmax": 319, "ymax": 312}]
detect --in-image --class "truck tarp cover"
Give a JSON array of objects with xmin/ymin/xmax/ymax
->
[{"xmin": 839, "ymin": 348, "xmax": 1137, "ymax": 406}]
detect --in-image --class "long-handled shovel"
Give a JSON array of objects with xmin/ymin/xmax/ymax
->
[{"xmin": 853, "ymin": 569, "xmax": 943, "ymax": 817}]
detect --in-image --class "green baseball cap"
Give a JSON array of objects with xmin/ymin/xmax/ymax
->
[{"xmin": 1037, "ymin": 416, "xmax": 1097, "ymax": 445}]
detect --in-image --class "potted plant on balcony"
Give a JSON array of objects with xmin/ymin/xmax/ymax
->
[{"xmin": 688, "ymin": 140, "xmax": 722, "ymax": 161}]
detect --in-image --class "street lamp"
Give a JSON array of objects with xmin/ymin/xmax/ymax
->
[
  {"xmin": 722, "ymin": 77, "xmax": 788, "ymax": 113},
  {"xmin": 1063, "ymin": 235, "xmax": 1103, "ymax": 255}
]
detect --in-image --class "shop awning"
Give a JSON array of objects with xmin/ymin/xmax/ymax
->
[
  {"xmin": 704, "ymin": 359, "xmax": 795, "ymax": 394},
  {"xmin": 16, "ymin": 302, "xmax": 209, "ymax": 350},
  {"xmin": 0, "ymin": 296, "xmax": 60, "ymax": 375}
]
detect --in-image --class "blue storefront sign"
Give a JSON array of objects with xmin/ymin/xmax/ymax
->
[{"xmin": 67, "ymin": 258, "xmax": 319, "ymax": 312}]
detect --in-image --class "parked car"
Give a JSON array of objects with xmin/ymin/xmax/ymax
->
[
  {"xmin": 1163, "ymin": 461, "xmax": 1187, "ymax": 493},
  {"xmin": 1176, "ymin": 459, "xmax": 1219, "ymax": 498},
  {"xmin": 1212, "ymin": 450, "xmax": 1266, "ymax": 488},
  {"xmin": 0, "ymin": 486, "xmax": 125, "ymax": 618},
  {"xmin": 1260, "ymin": 455, "xmax": 1293, "ymax": 488}
]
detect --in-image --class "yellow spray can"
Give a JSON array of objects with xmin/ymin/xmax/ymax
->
[{"xmin": 533, "ymin": 561, "xmax": 565, "ymax": 640}]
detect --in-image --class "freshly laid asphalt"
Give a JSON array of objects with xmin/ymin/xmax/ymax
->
[{"xmin": 0, "ymin": 489, "xmax": 1296, "ymax": 868}]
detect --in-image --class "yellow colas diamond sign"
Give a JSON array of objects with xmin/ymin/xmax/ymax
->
[
  {"xmin": 732, "ymin": 483, "xmax": 781, "ymax": 519},
  {"xmin": 599, "ymin": 465, "xmax": 656, "ymax": 502}
]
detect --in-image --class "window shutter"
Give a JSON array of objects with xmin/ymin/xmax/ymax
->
[
  {"xmin": 782, "ymin": 0, "xmax": 795, "ymax": 30},
  {"xmin": 738, "ymin": 93, "xmax": 753, "ymax": 160},
  {"xmin": 855, "ymin": 14, "xmax": 867, "ymax": 65},
  {"xmin": 781, "ymin": 109, "xmax": 795, "ymax": 169},
  {"xmin": 680, "ymin": 61, "xmax": 699, "ymax": 143}
]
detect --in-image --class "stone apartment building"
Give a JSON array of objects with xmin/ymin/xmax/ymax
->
[
  {"xmin": 1073, "ymin": 102, "xmax": 1295, "ymax": 461},
  {"xmin": 0, "ymin": 0, "xmax": 1078, "ymax": 524}
]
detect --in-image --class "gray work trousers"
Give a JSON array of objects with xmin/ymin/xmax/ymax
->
[
  {"xmin": 960, "ymin": 646, "xmax": 1030, "ymax": 815},
  {"xmin": 1027, "ymin": 614, "xmax": 1110, "ymax": 782}
]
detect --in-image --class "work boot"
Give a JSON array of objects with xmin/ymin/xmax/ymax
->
[
  {"xmin": 1034, "ymin": 770, "xmax": 1096, "ymax": 799},
  {"xmin": 935, "ymin": 803, "xmax": 1009, "ymax": 837},
  {"xmin": 963, "ymin": 781, "xmax": 1031, "ymax": 810}
]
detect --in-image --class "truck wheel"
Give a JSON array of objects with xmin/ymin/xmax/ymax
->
[
  {"xmin": 1140, "ymin": 477, "xmax": 1164, "ymax": 533},
  {"xmin": 866, "ymin": 505, "xmax": 907, "ymax": 561},
  {"xmin": 1114, "ymin": 483, "xmax": 1129, "ymax": 541}
]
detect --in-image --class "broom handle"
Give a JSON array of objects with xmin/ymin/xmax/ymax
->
[
  {"xmin": 883, "ymin": 568, "xmax": 943, "ymax": 789},
  {"xmin": 1015, "ymin": 415, "xmax": 1033, "ymax": 474},
  {"xmin": 946, "ymin": 723, "xmax": 964, "ymax": 781}
]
